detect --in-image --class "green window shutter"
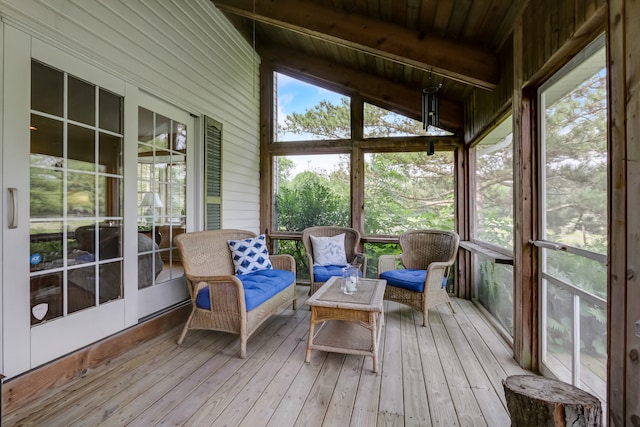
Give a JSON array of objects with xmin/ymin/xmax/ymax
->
[{"xmin": 204, "ymin": 116, "xmax": 222, "ymax": 230}]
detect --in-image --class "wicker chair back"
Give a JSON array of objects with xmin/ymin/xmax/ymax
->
[{"xmin": 175, "ymin": 229, "xmax": 256, "ymax": 278}]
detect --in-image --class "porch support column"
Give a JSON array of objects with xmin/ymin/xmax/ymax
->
[
  {"xmin": 455, "ymin": 146, "xmax": 471, "ymax": 299},
  {"xmin": 512, "ymin": 16, "xmax": 538, "ymax": 371},
  {"xmin": 607, "ymin": 0, "xmax": 640, "ymax": 424},
  {"xmin": 351, "ymin": 94, "xmax": 365, "ymax": 238},
  {"xmin": 259, "ymin": 63, "xmax": 273, "ymax": 236}
]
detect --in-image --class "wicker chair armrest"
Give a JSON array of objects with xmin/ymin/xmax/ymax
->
[
  {"xmin": 306, "ymin": 253, "xmax": 315, "ymax": 282},
  {"xmin": 428, "ymin": 260, "xmax": 454, "ymax": 268},
  {"xmin": 270, "ymin": 254, "xmax": 296, "ymax": 274},
  {"xmin": 186, "ymin": 273, "xmax": 240, "ymax": 285},
  {"xmin": 185, "ymin": 274, "xmax": 242, "ymax": 296},
  {"xmin": 353, "ymin": 252, "xmax": 368, "ymax": 278},
  {"xmin": 185, "ymin": 274, "xmax": 246, "ymax": 314},
  {"xmin": 377, "ymin": 254, "xmax": 402, "ymax": 276},
  {"xmin": 424, "ymin": 261, "xmax": 452, "ymax": 287}
]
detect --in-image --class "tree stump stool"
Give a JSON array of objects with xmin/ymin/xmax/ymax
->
[{"xmin": 503, "ymin": 375, "xmax": 602, "ymax": 426}]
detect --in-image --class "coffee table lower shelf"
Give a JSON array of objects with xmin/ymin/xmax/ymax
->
[
  {"xmin": 305, "ymin": 277, "xmax": 386, "ymax": 373},
  {"xmin": 309, "ymin": 317, "xmax": 383, "ymax": 353}
]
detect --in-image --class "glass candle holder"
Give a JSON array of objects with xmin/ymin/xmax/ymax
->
[{"xmin": 342, "ymin": 265, "xmax": 359, "ymax": 295}]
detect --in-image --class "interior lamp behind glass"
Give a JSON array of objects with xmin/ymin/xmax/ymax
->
[{"xmin": 140, "ymin": 192, "xmax": 163, "ymax": 225}]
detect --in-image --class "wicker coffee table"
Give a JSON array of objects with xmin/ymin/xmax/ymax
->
[{"xmin": 305, "ymin": 276, "xmax": 386, "ymax": 372}]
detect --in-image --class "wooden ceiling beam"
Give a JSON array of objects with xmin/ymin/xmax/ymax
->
[
  {"xmin": 212, "ymin": 0, "xmax": 499, "ymax": 90},
  {"xmin": 261, "ymin": 45, "xmax": 464, "ymax": 133}
]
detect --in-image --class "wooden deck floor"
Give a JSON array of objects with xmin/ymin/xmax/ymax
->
[{"xmin": 2, "ymin": 288, "xmax": 531, "ymax": 426}]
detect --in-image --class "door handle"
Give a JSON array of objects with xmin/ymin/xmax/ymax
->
[{"xmin": 8, "ymin": 187, "xmax": 18, "ymax": 229}]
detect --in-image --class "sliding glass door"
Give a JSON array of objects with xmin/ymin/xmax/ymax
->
[
  {"xmin": 2, "ymin": 28, "xmax": 193, "ymax": 376},
  {"xmin": 2, "ymin": 29, "xmax": 129, "ymax": 374},
  {"xmin": 537, "ymin": 36, "xmax": 607, "ymax": 403}
]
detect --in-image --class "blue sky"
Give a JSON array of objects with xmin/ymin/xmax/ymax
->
[
  {"xmin": 276, "ymin": 73, "xmax": 346, "ymax": 140},
  {"xmin": 276, "ymin": 73, "xmax": 347, "ymax": 176}
]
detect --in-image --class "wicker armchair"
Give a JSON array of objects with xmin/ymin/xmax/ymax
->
[
  {"xmin": 175, "ymin": 230, "xmax": 297, "ymax": 358},
  {"xmin": 302, "ymin": 226, "xmax": 367, "ymax": 295},
  {"xmin": 377, "ymin": 230, "xmax": 460, "ymax": 326}
]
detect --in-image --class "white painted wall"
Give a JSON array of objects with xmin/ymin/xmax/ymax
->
[
  {"xmin": 0, "ymin": 0, "xmax": 261, "ymax": 377},
  {"xmin": 0, "ymin": 0, "xmax": 262, "ymax": 232}
]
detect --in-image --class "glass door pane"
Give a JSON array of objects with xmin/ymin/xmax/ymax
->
[
  {"xmin": 538, "ymin": 36, "xmax": 607, "ymax": 403},
  {"xmin": 30, "ymin": 61, "xmax": 124, "ymax": 325},
  {"xmin": 137, "ymin": 107, "xmax": 187, "ymax": 288}
]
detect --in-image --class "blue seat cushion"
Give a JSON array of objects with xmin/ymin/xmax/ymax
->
[
  {"xmin": 313, "ymin": 264, "xmax": 362, "ymax": 283},
  {"xmin": 380, "ymin": 269, "xmax": 447, "ymax": 293},
  {"xmin": 313, "ymin": 264, "xmax": 345, "ymax": 282},
  {"xmin": 196, "ymin": 269, "xmax": 295, "ymax": 311}
]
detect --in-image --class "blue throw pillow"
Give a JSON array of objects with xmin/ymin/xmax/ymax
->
[{"xmin": 227, "ymin": 234, "xmax": 273, "ymax": 275}]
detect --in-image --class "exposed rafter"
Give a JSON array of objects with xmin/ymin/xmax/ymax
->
[
  {"xmin": 212, "ymin": 0, "xmax": 499, "ymax": 90},
  {"xmin": 261, "ymin": 45, "xmax": 464, "ymax": 133}
]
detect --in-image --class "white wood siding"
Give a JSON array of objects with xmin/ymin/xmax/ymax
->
[{"xmin": 0, "ymin": 0, "xmax": 261, "ymax": 231}]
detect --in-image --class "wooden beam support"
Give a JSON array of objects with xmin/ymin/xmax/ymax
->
[
  {"xmin": 267, "ymin": 136, "xmax": 461, "ymax": 156},
  {"xmin": 259, "ymin": 61, "xmax": 274, "ymax": 237},
  {"xmin": 261, "ymin": 45, "xmax": 464, "ymax": 133},
  {"xmin": 351, "ymin": 94, "xmax": 365, "ymax": 236},
  {"xmin": 212, "ymin": 0, "xmax": 499, "ymax": 89},
  {"xmin": 455, "ymin": 147, "xmax": 471, "ymax": 299},
  {"xmin": 512, "ymin": 17, "xmax": 537, "ymax": 371},
  {"xmin": 608, "ymin": 0, "xmax": 640, "ymax": 424}
]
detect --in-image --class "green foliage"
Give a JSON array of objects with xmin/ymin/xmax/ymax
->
[
  {"xmin": 363, "ymin": 104, "xmax": 426, "ymax": 137},
  {"xmin": 364, "ymin": 152, "xmax": 455, "ymax": 234},
  {"xmin": 475, "ymin": 136, "xmax": 514, "ymax": 248},
  {"xmin": 543, "ymin": 71, "xmax": 607, "ymax": 253},
  {"xmin": 275, "ymin": 97, "xmax": 456, "ymax": 281},
  {"xmin": 280, "ymin": 97, "xmax": 447, "ymax": 140},
  {"xmin": 280, "ymin": 98, "xmax": 352, "ymax": 139},
  {"xmin": 275, "ymin": 171, "xmax": 349, "ymax": 232},
  {"xmin": 477, "ymin": 261, "xmax": 514, "ymax": 334},
  {"xmin": 546, "ymin": 251, "xmax": 606, "ymax": 298},
  {"xmin": 364, "ymin": 242, "xmax": 400, "ymax": 278},
  {"xmin": 275, "ymin": 239, "xmax": 309, "ymax": 282},
  {"xmin": 274, "ymin": 171, "xmax": 350, "ymax": 281},
  {"xmin": 546, "ymin": 283, "xmax": 607, "ymax": 363}
]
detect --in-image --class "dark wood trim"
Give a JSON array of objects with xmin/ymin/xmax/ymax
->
[
  {"xmin": 358, "ymin": 136, "xmax": 461, "ymax": 151},
  {"xmin": 260, "ymin": 62, "xmax": 273, "ymax": 236},
  {"xmin": 607, "ymin": 0, "xmax": 626, "ymax": 420},
  {"xmin": 1, "ymin": 304, "xmax": 190, "ymax": 414},
  {"xmin": 512, "ymin": 17, "xmax": 538, "ymax": 371},
  {"xmin": 607, "ymin": 0, "xmax": 640, "ymax": 424},
  {"xmin": 459, "ymin": 241, "xmax": 514, "ymax": 265},
  {"xmin": 523, "ymin": 3, "xmax": 606, "ymax": 89},
  {"xmin": 455, "ymin": 147, "xmax": 471, "ymax": 299},
  {"xmin": 361, "ymin": 235, "xmax": 400, "ymax": 245},
  {"xmin": 351, "ymin": 95, "xmax": 365, "ymax": 236},
  {"xmin": 268, "ymin": 231, "xmax": 303, "ymax": 241},
  {"xmin": 267, "ymin": 137, "xmax": 460, "ymax": 156}
]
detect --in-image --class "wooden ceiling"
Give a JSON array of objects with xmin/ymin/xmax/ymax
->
[{"xmin": 211, "ymin": 0, "xmax": 527, "ymax": 135}]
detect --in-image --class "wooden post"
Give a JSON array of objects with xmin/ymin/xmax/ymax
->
[
  {"xmin": 503, "ymin": 375, "xmax": 602, "ymax": 426},
  {"xmin": 1, "ymin": 374, "xmax": 5, "ymax": 423}
]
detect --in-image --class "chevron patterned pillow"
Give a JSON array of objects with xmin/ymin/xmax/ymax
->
[{"xmin": 228, "ymin": 234, "xmax": 273, "ymax": 275}]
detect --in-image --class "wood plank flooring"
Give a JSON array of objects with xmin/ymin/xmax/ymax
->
[{"xmin": 2, "ymin": 287, "xmax": 531, "ymax": 426}]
